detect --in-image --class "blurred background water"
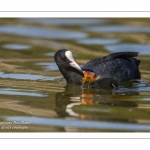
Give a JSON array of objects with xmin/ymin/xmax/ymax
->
[{"xmin": 0, "ymin": 18, "xmax": 150, "ymax": 132}]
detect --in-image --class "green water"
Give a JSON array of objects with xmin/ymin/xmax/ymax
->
[{"xmin": 0, "ymin": 18, "xmax": 150, "ymax": 132}]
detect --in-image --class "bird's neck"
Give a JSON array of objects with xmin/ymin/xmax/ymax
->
[{"xmin": 59, "ymin": 67, "xmax": 83, "ymax": 85}]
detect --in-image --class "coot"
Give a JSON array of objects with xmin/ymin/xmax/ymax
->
[{"xmin": 54, "ymin": 49, "xmax": 140, "ymax": 88}]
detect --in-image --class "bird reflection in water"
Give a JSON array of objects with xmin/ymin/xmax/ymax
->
[{"xmin": 55, "ymin": 83, "xmax": 139, "ymax": 120}]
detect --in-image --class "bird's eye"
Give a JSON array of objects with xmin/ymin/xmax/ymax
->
[{"xmin": 62, "ymin": 57, "xmax": 67, "ymax": 61}]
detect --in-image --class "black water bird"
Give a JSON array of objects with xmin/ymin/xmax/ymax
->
[{"xmin": 54, "ymin": 49, "xmax": 140, "ymax": 88}]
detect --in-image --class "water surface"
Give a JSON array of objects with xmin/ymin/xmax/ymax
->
[
  {"xmin": 85, "ymin": 25, "xmax": 150, "ymax": 33},
  {"xmin": 20, "ymin": 18, "xmax": 107, "ymax": 26},
  {"xmin": 0, "ymin": 18, "xmax": 150, "ymax": 132},
  {"xmin": 0, "ymin": 88, "xmax": 47, "ymax": 97},
  {"xmin": 105, "ymin": 44, "xmax": 150, "ymax": 55},
  {"xmin": 76, "ymin": 38, "xmax": 121, "ymax": 45},
  {"xmin": 0, "ymin": 25, "xmax": 87, "ymax": 39},
  {"xmin": 2, "ymin": 43, "xmax": 32, "ymax": 50}
]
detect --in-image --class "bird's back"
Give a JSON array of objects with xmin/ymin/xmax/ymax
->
[{"xmin": 82, "ymin": 52, "xmax": 140, "ymax": 82}]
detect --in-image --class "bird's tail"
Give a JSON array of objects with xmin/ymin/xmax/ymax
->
[{"xmin": 133, "ymin": 58, "xmax": 141, "ymax": 79}]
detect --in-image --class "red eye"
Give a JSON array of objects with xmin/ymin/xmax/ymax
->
[{"xmin": 62, "ymin": 57, "xmax": 66, "ymax": 61}]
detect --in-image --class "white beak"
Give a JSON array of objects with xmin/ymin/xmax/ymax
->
[
  {"xmin": 65, "ymin": 50, "xmax": 82, "ymax": 71},
  {"xmin": 69, "ymin": 61, "xmax": 82, "ymax": 71}
]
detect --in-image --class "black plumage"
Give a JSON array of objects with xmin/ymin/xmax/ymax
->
[
  {"xmin": 54, "ymin": 49, "xmax": 141, "ymax": 88},
  {"xmin": 82, "ymin": 51, "xmax": 140, "ymax": 82}
]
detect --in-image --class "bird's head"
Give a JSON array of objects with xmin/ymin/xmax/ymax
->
[{"xmin": 54, "ymin": 49, "xmax": 83, "ymax": 73}]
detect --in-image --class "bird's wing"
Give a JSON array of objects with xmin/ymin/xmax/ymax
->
[
  {"xmin": 104, "ymin": 52, "xmax": 139, "ymax": 60},
  {"xmin": 82, "ymin": 52, "xmax": 139, "ymax": 69}
]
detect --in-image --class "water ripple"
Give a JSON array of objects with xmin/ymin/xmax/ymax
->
[
  {"xmin": 0, "ymin": 88, "xmax": 47, "ymax": 97},
  {"xmin": 35, "ymin": 62, "xmax": 59, "ymax": 71},
  {"xmin": 4, "ymin": 116, "xmax": 150, "ymax": 131},
  {"xmin": 2, "ymin": 43, "xmax": 32, "ymax": 50},
  {"xmin": 105, "ymin": 44, "xmax": 150, "ymax": 55},
  {"xmin": 0, "ymin": 71, "xmax": 60, "ymax": 81},
  {"xmin": 20, "ymin": 18, "xmax": 107, "ymax": 26},
  {"xmin": 85, "ymin": 25, "xmax": 150, "ymax": 33},
  {"xmin": 0, "ymin": 25, "xmax": 87, "ymax": 39},
  {"xmin": 77, "ymin": 38, "xmax": 121, "ymax": 45}
]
